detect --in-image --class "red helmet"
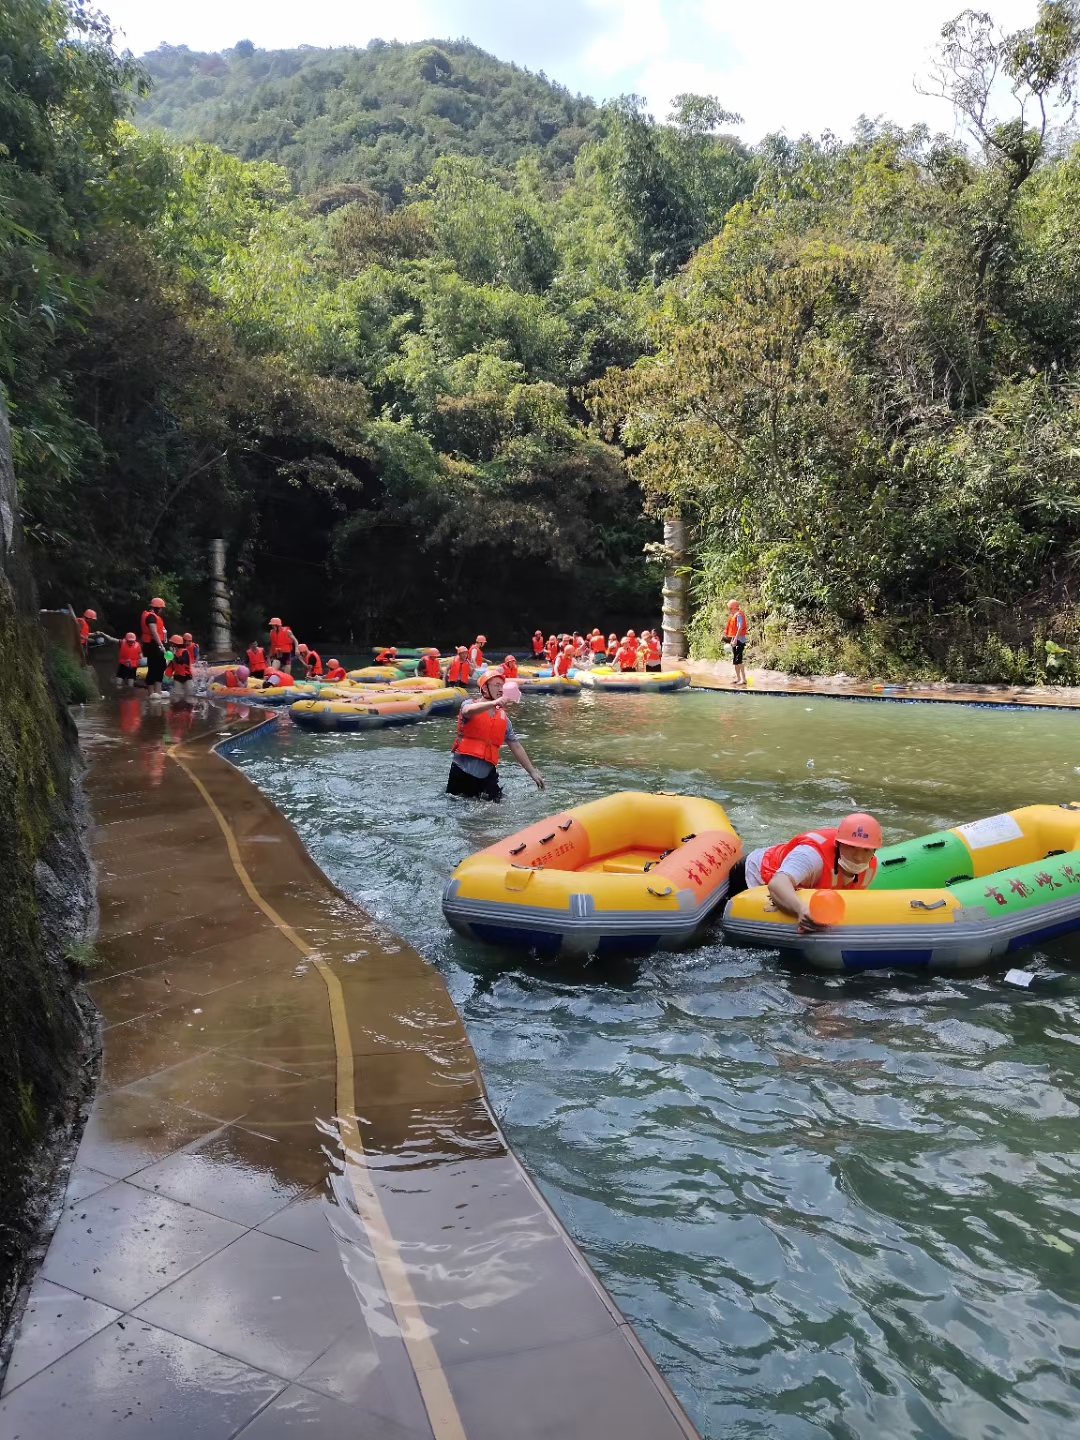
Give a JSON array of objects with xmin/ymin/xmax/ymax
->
[
  {"xmin": 183, "ymin": 632, "xmax": 192, "ymax": 642},
  {"xmin": 269, "ymin": 616, "xmax": 282, "ymax": 626},
  {"xmin": 124, "ymin": 632, "xmax": 136, "ymax": 642},
  {"xmin": 297, "ymin": 643, "xmax": 309, "ymax": 654},
  {"xmin": 727, "ymin": 598, "xmax": 741, "ymax": 611},
  {"xmin": 837, "ymin": 813, "xmax": 883, "ymax": 849},
  {"xmin": 428, "ymin": 646, "xmax": 439, "ymax": 654},
  {"xmin": 627, "ymin": 630, "xmax": 636, "ymax": 638},
  {"xmin": 83, "ymin": 609, "xmax": 97, "ymax": 620},
  {"xmin": 328, "ymin": 658, "xmax": 339, "ymax": 668},
  {"xmin": 479, "ymin": 666, "xmax": 504, "ymax": 691},
  {"xmin": 169, "ymin": 633, "xmax": 183, "ymax": 644},
  {"xmin": 456, "ymin": 644, "xmax": 468, "ymax": 654},
  {"xmin": 150, "ymin": 597, "xmax": 165, "ymax": 608}
]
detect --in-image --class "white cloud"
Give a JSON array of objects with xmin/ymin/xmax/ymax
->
[{"xmin": 102, "ymin": 0, "xmax": 1046, "ymax": 139}]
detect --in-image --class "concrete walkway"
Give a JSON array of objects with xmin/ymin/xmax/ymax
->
[
  {"xmin": 0, "ymin": 699, "xmax": 699, "ymax": 1440},
  {"xmin": 684, "ymin": 659, "xmax": 1080, "ymax": 708}
]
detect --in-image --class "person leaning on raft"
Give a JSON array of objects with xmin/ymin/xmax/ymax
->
[
  {"xmin": 447, "ymin": 666, "xmax": 545, "ymax": 802},
  {"xmin": 727, "ymin": 813, "xmax": 883, "ymax": 932}
]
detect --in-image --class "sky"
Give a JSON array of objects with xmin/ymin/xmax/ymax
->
[{"xmin": 98, "ymin": 0, "xmax": 1040, "ymax": 140}]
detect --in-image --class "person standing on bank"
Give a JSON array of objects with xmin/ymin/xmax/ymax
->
[
  {"xmin": 446, "ymin": 666, "xmax": 545, "ymax": 802},
  {"xmin": 724, "ymin": 598, "xmax": 748, "ymax": 686},
  {"xmin": 140, "ymin": 596, "xmax": 167, "ymax": 699}
]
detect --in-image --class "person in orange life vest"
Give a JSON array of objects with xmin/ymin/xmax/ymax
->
[
  {"xmin": 724, "ymin": 598, "xmax": 748, "ymax": 686},
  {"xmin": 446, "ymin": 647, "xmax": 473, "ymax": 686},
  {"xmin": 729, "ymin": 813, "xmax": 883, "ymax": 932},
  {"xmin": 183, "ymin": 631, "xmax": 200, "ymax": 663},
  {"xmin": 374, "ymin": 646, "xmax": 398, "ymax": 665},
  {"xmin": 606, "ymin": 632, "xmax": 618, "ymax": 660},
  {"xmin": 323, "ymin": 658, "xmax": 347, "ymax": 682},
  {"xmin": 545, "ymin": 634, "xmax": 558, "ymax": 664},
  {"xmin": 588, "ymin": 629, "xmax": 607, "ymax": 665},
  {"xmin": 532, "ymin": 630, "xmax": 545, "ymax": 658},
  {"xmin": 140, "ymin": 598, "xmax": 167, "ymax": 696},
  {"xmin": 220, "ymin": 664, "xmax": 250, "ymax": 690},
  {"xmin": 468, "ymin": 635, "xmax": 487, "ymax": 668},
  {"xmin": 77, "ymin": 609, "xmax": 97, "ymax": 660},
  {"xmin": 297, "ymin": 643, "xmax": 323, "ymax": 679},
  {"xmin": 246, "ymin": 641, "xmax": 266, "ymax": 679},
  {"xmin": 554, "ymin": 644, "xmax": 575, "ymax": 678},
  {"xmin": 614, "ymin": 637, "xmax": 638, "ymax": 672},
  {"xmin": 572, "ymin": 632, "xmax": 587, "ymax": 660},
  {"xmin": 116, "ymin": 633, "xmax": 141, "ymax": 688},
  {"xmin": 502, "ymin": 654, "xmax": 519, "ymax": 679},
  {"xmin": 447, "ymin": 667, "xmax": 544, "ymax": 802},
  {"xmin": 417, "ymin": 647, "xmax": 442, "ymax": 679},
  {"xmin": 644, "ymin": 630, "xmax": 663, "ymax": 672},
  {"xmin": 167, "ymin": 634, "xmax": 195, "ymax": 701},
  {"xmin": 269, "ymin": 618, "xmax": 296, "ymax": 672}
]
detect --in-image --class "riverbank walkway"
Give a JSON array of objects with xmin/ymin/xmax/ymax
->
[{"xmin": 0, "ymin": 699, "xmax": 698, "ymax": 1440}]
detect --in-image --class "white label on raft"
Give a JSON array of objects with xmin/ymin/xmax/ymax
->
[{"xmin": 955, "ymin": 813, "xmax": 1024, "ymax": 850}]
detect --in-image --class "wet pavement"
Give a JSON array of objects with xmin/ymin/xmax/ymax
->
[{"xmin": 0, "ymin": 699, "xmax": 699, "ymax": 1440}]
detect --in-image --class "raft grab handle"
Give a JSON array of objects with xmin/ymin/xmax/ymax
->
[
  {"xmin": 922, "ymin": 840, "xmax": 946, "ymax": 850},
  {"xmin": 910, "ymin": 899, "xmax": 947, "ymax": 910},
  {"xmin": 647, "ymin": 885, "xmax": 674, "ymax": 898},
  {"xmin": 558, "ymin": 820, "xmax": 573, "ymax": 831},
  {"xmin": 509, "ymin": 843, "xmax": 526, "ymax": 855},
  {"xmin": 680, "ymin": 833, "xmax": 697, "ymax": 844},
  {"xmin": 882, "ymin": 856, "xmax": 906, "ymax": 867},
  {"xmin": 539, "ymin": 833, "xmax": 555, "ymax": 844}
]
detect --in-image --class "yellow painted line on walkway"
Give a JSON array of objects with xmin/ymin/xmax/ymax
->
[{"xmin": 169, "ymin": 743, "xmax": 468, "ymax": 1440}]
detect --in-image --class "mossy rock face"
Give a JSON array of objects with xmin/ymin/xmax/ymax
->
[{"xmin": 0, "ymin": 396, "xmax": 93, "ymax": 1333}]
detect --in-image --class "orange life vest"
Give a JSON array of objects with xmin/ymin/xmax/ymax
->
[
  {"xmin": 554, "ymin": 651, "xmax": 573, "ymax": 677},
  {"xmin": 170, "ymin": 645, "xmax": 193, "ymax": 681},
  {"xmin": 222, "ymin": 667, "xmax": 246, "ymax": 689},
  {"xmin": 502, "ymin": 656, "xmax": 518, "ymax": 678},
  {"xmin": 375, "ymin": 648, "xmax": 396, "ymax": 665},
  {"xmin": 305, "ymin": 650, "xmax": 323, "ymax": 676},
  {"xmin": 646, "ymin": 637, "xmax": 662, "ymax": 661},
  {"xmin": 545, "ymin": 639, "xmax": 558, "ymax": 662},
  {"xmin": 270, "ymin": 625, "xmax": 295, "ymax": 657},
  {"xmin": 453, "ymin": 706, "xmax": 509, "ymax": 767},
  {"xmin": 246, "ymin": 646, "xmax": 266, "ymax": 671},
  {"xmin": 468, "ymin": 644, "xmax": 485, "ymax": 668},
  {"xmin": 78, "ymin": 616, "xmax": 90, "ymax": 643},
  {"xmin": 532, "ymin": 635, "xmax": 545, "ymax": 655},
  {"xmin": 417, "ymin": 653, "xmax": 441, "ymax": 678},
  {"xmin": 324, "ymin": 665, "xmax": 346, "ymax": 682},
  {"xmin": 118, "ymin": 639, "xmax": 141, "ymax": 666},
  {"xmin": 725, "ymin": 609, "xmax": 747, "ymax": 640},
  {"xmin": 140, "ymin": 609, "xmax": 165, "ymax": 645},
  {"xmin": 447, "ymin": 657, "xmax": 472, "ymax": 685},
  {"xmin": 759, "ymin": 829, "xmax": 878, "ymax": 891},
  {"xmin": 615, "ymin": 645, "xmax": 638, "ymax": 671},
  {"xmin": 590, "ymin": 633, "xmax": 607, "ymax": 653}
]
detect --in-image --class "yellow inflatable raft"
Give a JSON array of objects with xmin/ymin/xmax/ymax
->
[
  {"xmin": 443, "ymin": 791, "xmax": 742, "ymax": 955},
  {"xmin": 579, "ymin": 668, "xmax": 689, "ymax": 693},
  {"xmin": 290, "ymin": 686, "xmax": 464, "ymax": 731},
  {"xmin": 346, "ymin": 665, "xmax": 405, "ymax": 684},
  {"xmin": 723, "ymin": 803, "xmax": 1080, "ymax": 972}
]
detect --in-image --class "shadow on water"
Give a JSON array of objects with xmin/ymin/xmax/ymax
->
[{"xmin": 237, "ymin": 689, "xmax": 1080, "ymax": 1440}]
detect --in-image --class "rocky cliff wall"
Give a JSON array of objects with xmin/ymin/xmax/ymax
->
[{"xmin": 0, "ymin": 393, "xmax": 96, "ymax": 1349}]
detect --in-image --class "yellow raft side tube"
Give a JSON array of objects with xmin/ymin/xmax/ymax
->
[
  {"xmin": 723, "ymin": 803, "xmax": 1080, "ymax": 972},
  {"xmin": 443, "ymin": 791, "xmax": 742, "ymax": 956}
]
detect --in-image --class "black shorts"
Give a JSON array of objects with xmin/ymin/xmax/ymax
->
[
  {"xmin": 116, "ymin": 664, "xmax": 137, "ymax": 680},
  {"xmin": 731, "ymin": 640, "xmax": 746, "ymax": 665},
  {"xmin": 250, "ymin": 668, "xmax": 265, "ymax": 680},
  {"xmin": 726, "ymin": 858, "xmax": 747, "ymax": 899},
  {"xmin": 446, "ymin": 761, "xmax": 503, "ymax": 802},
  {"xmin": 144, "ymin": 644, "xmax": 166, "ymax": 683},
  {"xmin": 646, "ymin": 661, "xmax": 661, "ymax": 672}
]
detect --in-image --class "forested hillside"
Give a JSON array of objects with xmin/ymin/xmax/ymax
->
[
  {"xmin": 6, "ymin": 0, "xmax": 1080, "ymax": 679},
  {"xmin": 136, "ymin": 40, "xmax": 603, "ymax": 198}
]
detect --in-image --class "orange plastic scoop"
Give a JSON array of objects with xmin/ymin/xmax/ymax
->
[{"xmin": 808, "ymin": 890, "xmax": 845, "ymax": 926}]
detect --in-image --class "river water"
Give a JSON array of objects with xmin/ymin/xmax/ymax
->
[{"xmin": 237, "ymin": 690, "xmax": 1080, "ymax": 1439}]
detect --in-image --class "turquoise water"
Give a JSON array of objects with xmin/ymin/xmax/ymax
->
[{"xmin": 237, "ymin": 690, "xmax": 1080, "ymax": 1438}]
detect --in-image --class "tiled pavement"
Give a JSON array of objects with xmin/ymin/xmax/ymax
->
[{"xmin": 0, "ymin": 700, "xmax": 699, "ymax": 1440}]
